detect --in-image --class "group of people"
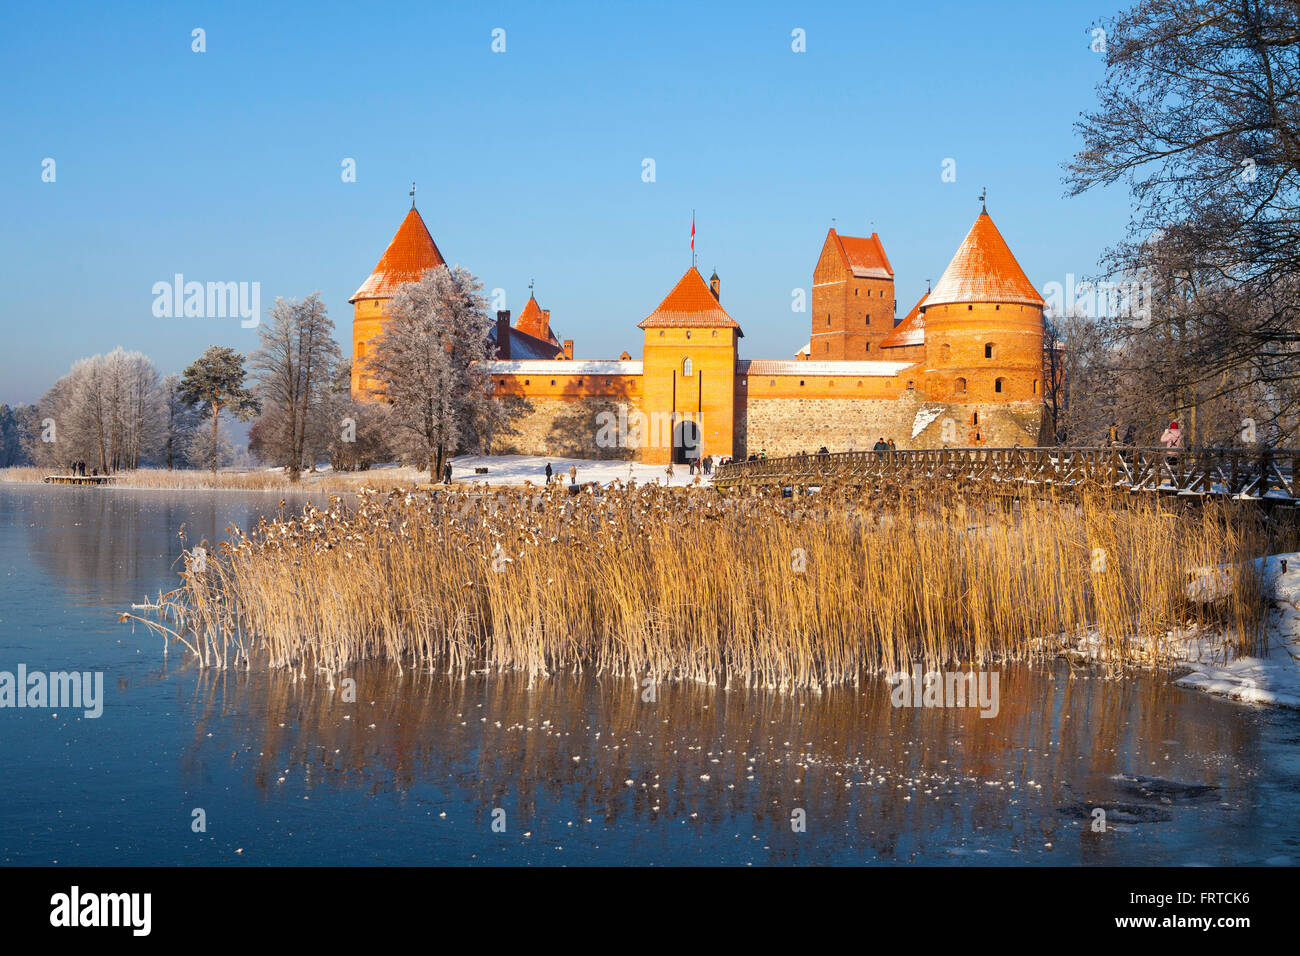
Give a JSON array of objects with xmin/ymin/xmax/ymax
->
[
  {"xmin": 664, "ymin": 454, "xmax": 725, "ymax": 479},
  {"xmin": 1104, "ymin": 421, "xmax": 1184, "ymax": 452},
  {"xmin": 66, "ymin": 460, "xmax": 96, "ymax": 477},
  {"xmin": 543, "ymin": 462, "xmax": 580, "ymax": 485}
]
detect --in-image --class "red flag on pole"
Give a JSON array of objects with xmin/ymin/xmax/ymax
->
[{"xmin": 690, "ymin": 213, "xmax": 695, "ymax": 252}]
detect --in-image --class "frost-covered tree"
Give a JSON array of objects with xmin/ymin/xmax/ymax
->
[
  {"xmin": 23, "ymin": 349, "xmax": 164, "ymax": 472},
  {"xmin": 369, "ymin": 266, "xmax": 497, "ymax": 477},
  {"xmin": 160, "ymin": 374, "xmax": 198, "ymax": 469},
  {"xmin": 0, "ymin": 404, "xmax": 33, "ymax": 467},
  {"xmin": 248, "ymin": 292, "xmax": 342, "ymax": 480},
  {"xmin": 178, "ymin": 346, "xmax": 259, "ymax": 474}
]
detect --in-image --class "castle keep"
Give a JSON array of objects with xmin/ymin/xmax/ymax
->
[{"xmin": 350, "ymin": 206, "xmax": 1047, "ymax": 463}]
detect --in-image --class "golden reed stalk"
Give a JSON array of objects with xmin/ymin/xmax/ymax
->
[{"xmin": 131, "ymin": 482, "xmax": 1293, "ymax": 691}]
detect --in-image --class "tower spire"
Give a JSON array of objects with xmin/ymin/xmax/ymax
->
[
  {"xmin": 979, "ymin": 186, "xmax": 987, "ymax": 213},
  {"xmin": 410, "ymin": 181, "xmax": 417, "ymax": 208}
]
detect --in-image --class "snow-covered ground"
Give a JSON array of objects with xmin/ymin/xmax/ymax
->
[
  {"xmin": 447, "ymin": 453, "xmax": 712, "ymax": 488},
  {"xmin": 1175, "ymin": 553, "xmax": 1300, "ymax": 709}
]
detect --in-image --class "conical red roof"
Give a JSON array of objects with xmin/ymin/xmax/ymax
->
[
  {"xmin": 879, "ymin": 292, "xmax": 928, "ymax": 348},
  {"xmin": 350, "ymin": 207, "xmax": 447, "ymax": 302},
  {"xmin": 637, "ymin": 267, "xmax": 741, "ymax": 331},
  {"xmin": 515, "ymin": 295, "xmax": 557, "ymax": 344},
  {"xmin": 924, "ymin": 212, "xmax": 1042, "ymax": 309}
]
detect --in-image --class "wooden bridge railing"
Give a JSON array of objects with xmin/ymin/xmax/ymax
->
[{"xmin": 712, "ymin": 446, "xmax": 1300, "ymax": 502}]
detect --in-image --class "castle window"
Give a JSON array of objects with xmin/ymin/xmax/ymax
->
[
  {"xmin": 551, "ymin": 379, "xmax": 556, "ymax": 386},
  {"xmin": 825, "ymin": 342, "xmax": 830, "ymax": 352},
  {"xmin": 985, "ymin": 343, "xmax": 995, "ymax": 359},
  {"xmin": 499, "ymin": 379, "xmax": 506, "ymax": 386},
  {"xmin": 955, "ymin": 377, "xmax": 967, "ymax": 394},
  {"xmin": 1033, "ymin": 378, "xmax": 1039, "ymax": 395},
  {"xmin": 827, "ymin": 315, "xmax": 831, "ymax": 325},
  {"xmin": 973, "ymin": 411, "xmax": 980, "ymax": 426},
  {"xmin": 357, "ymin": 342, "xmax": 366, "ymax": 358},
  {"xmin": 770, "ymin": 379, "xmax": 775, "ymax": 387},
  {"xmin": 660, "ymin": 331, "xmax": 665, "ymax": 337},
  {"xmin": 857, "ymin": 380, "xmax": 863, "ymax": 387},
  {"xmin": 994, "ymin": 377, "xmax": 1004, "ymax": 393},
  {"xmin": 907, "ymin": 380, "xmax": 915, "ymax": 389},
  {"xmin": 800, "ymin": 380, "xmax": 806, "ymax": 386},
  {"xmin": 686, "ymin": 330, "xmax": 691, "ymax": 339},
  {"xmin": 682, "ymin": 357, "xmax": 693, "ymax": 377},
  {"xmin": 524, "ymin": 379, "xmax": 530, "ymax": 385},
  {"xmin": 712, "ymin": 330, "xmax": 717, "ymax": 337},
  {"xmin": 855, "ymin": 288, "xmax": 859, "ymax": 296},
  {"xmin": 968, "ymin": 305, "xmax": 974, "ymax": 310},
  {"xmin": 865, "ymin": 343, "xmax": 870, "ymax": 351},
  {"xmin": 741, "ymin": 378, "xmax": 747, "ymax": 386}
]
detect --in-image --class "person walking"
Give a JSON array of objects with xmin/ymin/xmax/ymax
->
[
  {"xmin": 666, "ymin": 461, "xmax": 675, "ymax": 482},
  {"xmin": 1160, "ymin": 421, "xmax": 1183, "ymax": 467},
  {"xmin": 568, "ymin": 464, "xmax": 577, "ymax": 485},
  {"xmin": 544, "ymin": 461, "xmax": 553, "ymax": 484},
  {"xmin": 443, "ymin": 462, "xmax": 452, "ymax": 484}
]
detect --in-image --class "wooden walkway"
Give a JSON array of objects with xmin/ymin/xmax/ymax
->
[
  {"xmin": 713, "ymin": 446, "xmax": 1300, "ymax": 504},
  {"xmin": 42, "ymin": 474, "xmax": 119, "ymax": 485}
]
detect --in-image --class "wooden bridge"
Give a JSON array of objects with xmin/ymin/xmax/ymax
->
[
  {"xmin": 42, "ymin": 474, "xmax": 119, "ymax": 485},
  {"xmin": 712, "ymin": 446, "xmax": 1300, "ymax": 504}
]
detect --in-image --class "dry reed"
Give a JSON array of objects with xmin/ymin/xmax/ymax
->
[{"xmin": 127, "ymin": 482, "xmax": 1292, "ymax": 691}]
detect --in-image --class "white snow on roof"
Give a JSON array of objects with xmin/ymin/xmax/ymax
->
[
  {"xmin": 739, "ymin": 360, "xmax": 914, "ymax": 377},
  {"xmin": 483, "ymin": 360, "xmax": 643, "ymax": 375}
]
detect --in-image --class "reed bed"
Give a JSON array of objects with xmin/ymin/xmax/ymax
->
[{"xmin": 127, "ymin": 482, "xmax": 1292, "ymax": 691}]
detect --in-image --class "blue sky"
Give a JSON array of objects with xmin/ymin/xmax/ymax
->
[{"xmin": 0, "ymin": 0, "xmax": 1128, "ymax": 404}]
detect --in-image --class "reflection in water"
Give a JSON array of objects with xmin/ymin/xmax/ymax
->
[
  {"xmin": 17, "ymin": 484, "xmax": 328, "ymax": 607},
  {"xmin": 179, "ymin": 660, "xmax": 1293, "ymax": 865},
  {"xmin": 2, "ymin": 483, "xmax": 1298, "ymax": 865}
]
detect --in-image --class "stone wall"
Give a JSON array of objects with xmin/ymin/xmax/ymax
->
[
  {"xmin": 738, "ymin": 394, "xmax": 1044, "ymax": 457},
  {"xmin": 491, "ymin": 397, "xmax": 643, "ymax": 460}
]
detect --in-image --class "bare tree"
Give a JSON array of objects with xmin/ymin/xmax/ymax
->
[
  {"xmin": 23, "ymin": 349, "xmax": 164, "ymax": 472},
  {"xmin": 248, "ymin": 293, "xmax": 342, "ymax": 480},
  {"xmin": 369, "ymin": 266, "xmax": 498, "ymax": 477},
  {"xmin": 1067, "ymin": 0, "xmax": 1300, "ymax": 443}
]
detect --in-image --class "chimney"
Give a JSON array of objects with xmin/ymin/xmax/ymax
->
[
  {"xmin": 563, "ymin": 339, "xmax": 574, "ymax": 360},
  {"xmin": 539, "ymin": 309, "xmax": 552, "ymax": 341},
  {"xmin": 496, "ymin": 310, "xmax": 511, "ymax": 359},
  {"xmin": 709, "ymin": 270, "xmax": 721, "ymax": 302}
]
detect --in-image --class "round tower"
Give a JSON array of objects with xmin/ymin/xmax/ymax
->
[
  {"xmin": 349, "ymin": 205, "xmax": 447, "ymax": 399},
  {"xmin": 922, "ymin": 210, "xmax": 1044, "ymax": 418}
]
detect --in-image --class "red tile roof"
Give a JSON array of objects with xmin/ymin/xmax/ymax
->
[
  {"xmin": 637, "ymin": 267, "xmax": 742, "ymax": 331},
  {"xmin": 879, "ymin": 292, "xmax": 928, "ymax": 348},
  {"xmin": 350, "ymin": 207, "xmax": 447, "ymax": 302},
  {"xmin": 831, "ymin": 229, "xmax": 893, "ymax": 279},
  {"xmin": 924, "ymin": 212, "xmax": 1043, "ymax": 308},
  {"xmin": 514, "ymin": 295, "xmax": 557, "ymax": 345}
]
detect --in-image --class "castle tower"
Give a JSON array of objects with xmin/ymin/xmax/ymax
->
[
  {"xmin": 810, "ymin": 228, "xmax": 895, "ymax": 360},
  {"xmin": 921, "ymin": 210, "xmax": 1044, "ymax": 409},
  {"xmin": 637, "ymin": 267, "xmax": 742, "ymax": 465},
  {"xmin": 349, "ymin": 206, "xmax": 447, "ymax": 399}
]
